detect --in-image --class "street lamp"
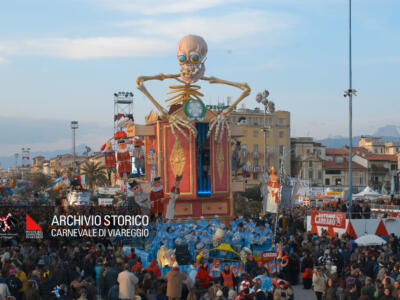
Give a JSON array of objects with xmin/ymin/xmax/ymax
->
[
  {"xmin": 71, "ymin": 121, "xmax": 79, "ymax": 175},
  {"xmin": 256, "ymin": 90, "xmax": 275, "ymax": 171},
  {"xmin": 344, "ymin": 0, "xmax": 358, "ymax": 216}
]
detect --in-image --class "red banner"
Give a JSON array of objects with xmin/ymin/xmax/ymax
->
[
  {"xmin": 261, "ymin": 251, "xmax": 277, "ymax": 262},
  {"xmin": 311, "ymin": 211, "xmax": 346, "ymax": 229}
]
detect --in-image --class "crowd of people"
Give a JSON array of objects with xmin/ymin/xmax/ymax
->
[{"xmin": 0, "ymin": 203, "xmax": 400, "ymax": 299}]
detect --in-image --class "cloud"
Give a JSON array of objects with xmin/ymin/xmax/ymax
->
[
  {"xmin": 0, "ymin": 10, "xmax": 295, "ymax": 59},
  {"xmin": 0, "ymin": 57, "xmax": 7, "ymax": 64},
  {"xmin": 95, "ymin": 0, "xmax": 243, "ymax": 15},
  {"xmin": 19, "ymin": 37, "xmax": 173, "ymax": 59},
  {"xmin": 117, "ymin": 10, "xmax": 295, "ymax": 42}
]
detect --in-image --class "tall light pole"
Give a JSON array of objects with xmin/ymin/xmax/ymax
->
[
  {"xmin": 71, "ymin": 121, "xmax": 79, "ymax": 175},
  {"xmin": 256, "ymin": 90, "xmax": 275, "ymax": 172},
  {"xmin": 14, "ymin": 153, "xmax": 19, "ymax": 169},
  {"xmin": 344, "ymin": 0, "xmax": 357, "ymax": 215}
]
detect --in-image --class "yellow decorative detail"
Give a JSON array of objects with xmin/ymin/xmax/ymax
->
[
  {"xmin": 165, "ymin": 83, "xmax": 204, "ymax": 107},
  {"xmin": 170, "ymin": 139, "xmax": 186, "ymax": 177},
  {"xmin": 216, "ymin": 143, "xmax": 224, "ymax": 182}
]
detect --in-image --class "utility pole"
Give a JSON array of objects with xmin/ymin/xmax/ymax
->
[
  {"xmin": 71, "ymin": 121, "xmax": 79, "ymax": 175},
  {"xmin": 344, "ymin": 0, "xmax": 357, "ymax": 217},
  {"xmin": 14, "ymin": 153, "xmax": 19, "ymax": 169},
  {"xmin": 256, "ymin": 90, "xmax": 275, "ymax": 172}
]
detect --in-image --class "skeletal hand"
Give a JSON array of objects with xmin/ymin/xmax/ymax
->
[
  {"xmin": 168, "ymin": 114, "xmax": 197, "ymax": 140},
  {"xmin": 207, "ymin": 108, "xmax": 231, "ymax": 142}
]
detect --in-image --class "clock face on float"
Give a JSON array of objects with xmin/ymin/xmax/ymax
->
[{"xmin": 184, "ymin": 99, "xmax": 206, "ymax": 120}]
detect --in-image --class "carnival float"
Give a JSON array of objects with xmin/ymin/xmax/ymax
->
[{"xmin": 132, "ymin": 34, "xmax": 251, "ymax": 218}]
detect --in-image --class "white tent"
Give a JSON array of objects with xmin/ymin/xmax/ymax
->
[
  {"xmin": 355, "ymin": 234, "xmax": 386, "ymax": 246},
  {"xmin": 383, "ymin": 218, "xmax": 400, "ymax": 237},
  {"xmin": 349, "ymin": 219, "xmax": 380, "ymax": 238},
  {"xmin": 353, "ymin": 186, "xmax": 381, "ymax": 199}
]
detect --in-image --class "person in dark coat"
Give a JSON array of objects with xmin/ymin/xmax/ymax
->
[
  {"xmin": 7, "ymin": 269, "xmax": 22, "ymax": 299},
  {"xmin": 245, "ymin": 255, "xmax": 258, "ymax": 278},
  {"xmin": 103, "ymin": 264, "xmax": 119, "ymax": 297},
  {"xmin": 301, "ymin": 252, "xmax": 313, "ymax": 289},
  {"xmin": 23, "ymin": 280, "xmax": 40, "ymax": 300}
]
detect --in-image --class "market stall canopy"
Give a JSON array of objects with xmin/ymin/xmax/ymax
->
[
  {"xmin": 353, "ymin": 186, "xmax": 381, "ymax": 199},
  {"xmin": 355, "ymin": 234, "xmax": 386, "ymax": 246}
]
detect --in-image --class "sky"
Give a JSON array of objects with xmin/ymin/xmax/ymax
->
[{"xmin": 0, "ymin": 0, "xmax": 399, "ymax": 157}]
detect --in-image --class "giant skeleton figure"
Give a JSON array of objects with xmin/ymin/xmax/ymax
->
[{"xmin": 136, "ymin": 34, "xmax": 251, "ymax": 142}]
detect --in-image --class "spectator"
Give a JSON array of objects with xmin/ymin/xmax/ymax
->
[
  {"xmin": 312, "ymin": 267, "xmax": 327, "ymax": 300},
  {"xmin": 195, "ymin": 262, "xmax": 212, "ymax": 289},
  {"xmin": 23, "ymin": 280, "xmax": 40, "ymax": 300},
  {"xmin": 147, "ymin": 259, "xmax": 161, "ymax": 278},
  {"xmin": 164, "ymin": 262, "xmax": 187, "ymax": 300},
  {"xmin": 7, "ymin": 268, "xmax": 22, "ymax": 299},
  {"xmin": 117, "ymin": 263, "xmax": 139, "ymax": 300},
  {"xmin": 325, "ymin": 278, "xmax": 338, "ymax": 300},
  {"xmin": 381, "ymin": 287, "xmax": 396, "ymax": 300},
  {"xmin": 0, "ymin": 272, "xmax": 11, "ymax": 299},
  {"xmin": 273, "ymin": 281, "xmax": 293, "ymax": 300},
  {"xmin": 219, "ymin": 265, "xmax": 236, "ymax": 289}
]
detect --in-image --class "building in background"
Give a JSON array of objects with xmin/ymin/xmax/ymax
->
[
  {"xmin": 353, "ymin": 153, "xmax": 397, "ymax": 190},
  {"xmin": 290, "ymin": 135, "xmax": 399, "ymax": 191},
  {"xmin": 31, "ymin": 156, "xmax": 46, "ymax": 173},
  {"xmin": 291, "ymin": 137, "xmax": 325, "ymax": 186},
  {"xmin": 229, "ymin": 107, "xmax": 291, "ymax": 185},
  {"xmin": 49, "ymin": 154, "xmax": 86, "ymax": 177},
  {"xmin": 323, "ymin": 160, "xmax": 367, "ymax": 187},
  {"xmin": 359, "ymin": 136, "xmax": 400, "ymax": 155}
]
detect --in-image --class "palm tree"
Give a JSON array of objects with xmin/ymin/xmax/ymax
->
[
  {"xmin": 80, "ymin": 161, "xmax": 108, "ymax": 190},
  {"xmin": 31, "ymin": 173, "xmax": 54, "ymax": 190},
  {"xmin": 54, "ymin": 170, "xmax": 63, "ymax": 178}
]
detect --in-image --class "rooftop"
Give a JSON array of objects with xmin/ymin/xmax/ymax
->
[
  {"xmin": 366, "ymin": 154, "xmax": 397, "ymax": 162},
  {"xmin": 323, "ymin": 160, "xmax": 366, "ymax": 170},
  {"xmin": 325, "ymin": 148, "xmax": 348, "ymax": 156}
]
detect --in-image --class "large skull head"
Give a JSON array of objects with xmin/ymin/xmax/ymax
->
[{"xmin": 177, "ymin": 34, "xmax": 207, "ymax": 84}]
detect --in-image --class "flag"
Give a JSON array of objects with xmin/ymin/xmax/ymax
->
[
  {"xmin": 52, "ymin": 176, "xmax": 70, "ymax": 191},
  {"xmin": 52, "ymin": 177, "xmax": 63, "ymax": 191},
  {"xmin": 79, "ymin": 175, "xmax": 86, "ymax": 185}
]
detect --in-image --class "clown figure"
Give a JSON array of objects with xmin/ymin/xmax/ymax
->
[
  {"xmin": 103, "ymin": 142, "xmax": 116, "ymax": 183},
  {"xmin": 129, "ymin": 180, "xmax": 150, "ymax": 215},
  {"xmin": 132, "ymin": 140, "xmax": 145, "ymax": 176},
  {"xmin": 150, "ymin": 177, "xmax": 164, "ymax": 217},
  {"xmin": 116, "ymin": 139, "xmax": 132, "ymax": 181}
]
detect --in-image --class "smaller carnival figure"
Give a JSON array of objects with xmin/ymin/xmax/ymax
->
[
  {"xmin": 103, "ymin": 141, "xmax": 116, "ymax": 183},
  {"xmin": 165, "ymin": 175, "xmax": 183, "ymax": 220},
  {"xmin": 116, "ymin": 139, "xmax": 132, "ymax": 181},
  {"xmin": 266, "ymin": 167, "xmax": 280, "ymax": 213},
  {"xmin": 150, "ymin": 177, "xmax": 164, "ymax": 217},
  {"xmin": 129, "ymin": 180, "xmax": 150, "ymax": 215},
  {"xmin": 132, "ymin": 139, "xmax": 145, "ymax": 176}
]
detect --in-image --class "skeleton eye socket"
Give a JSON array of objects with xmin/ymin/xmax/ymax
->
[
  {"xmin": 190, "ymin": 54, "xmax": 200, "ymax": 63},
  {"xmin": 178, "ymin": 55, "xmax": 187, "ymax": 63}
]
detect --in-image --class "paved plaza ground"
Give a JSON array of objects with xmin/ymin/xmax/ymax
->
[{"xmin": 293, "ymin": 284, "xmax": 315, "ymax": 299}]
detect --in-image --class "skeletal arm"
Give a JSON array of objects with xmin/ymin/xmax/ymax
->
[
  {"xmin": 136, "ymin": 73, "xmax": 181, "ymax": 116},
  {"xmin": 202, "ymin": 76, "xmax": 251, "ymax": 141},
  {"xmin": 202, "ymin": 76, "xmax": 251, "ymax": 115}
]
